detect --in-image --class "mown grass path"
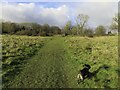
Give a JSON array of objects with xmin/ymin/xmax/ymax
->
[{"xmin": 8, "ymin": 37, "xmax": 69, "ymax": 88}]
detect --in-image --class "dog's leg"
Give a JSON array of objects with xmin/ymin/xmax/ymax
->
[{"xmin": 77, "ymin": 79, "xmax": 80, "ymax": 84}]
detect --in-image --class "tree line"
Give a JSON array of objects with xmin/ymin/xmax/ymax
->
[
  {"xmin": 62, "ymin": 14, "xmax": 118, "ymax": 37},
  {"xmin": 1, "ymin": 13, "xmax": 118, "ymax": 37},
  {"xmin": 1, "ymin": 22, "xmax": 61, "ymax": 36}
]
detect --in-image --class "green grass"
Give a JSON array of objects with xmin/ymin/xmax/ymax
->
[
  {"xmin": 2, "ymin": 35, "xmax": 119, "ymax": 88},
  {"xmin": 6, "ymin": 37, "xmax": 68, "ymax": 88},
  {"xmin": 2, "ymin": 35, "xmax": 51, "ymax": 87},
  {"xmin": 64, "ymin": 36, "xmax": 118, "ymax": 88}
]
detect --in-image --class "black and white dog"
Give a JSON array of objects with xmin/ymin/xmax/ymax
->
[{"xmin": 77, "ymin": 64, "xmax": 91, "ymax": 84}]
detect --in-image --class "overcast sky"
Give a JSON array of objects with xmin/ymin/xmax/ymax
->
[{"xmin": 1, "ymin": 0, "xmax": 118, "ymax": 28}]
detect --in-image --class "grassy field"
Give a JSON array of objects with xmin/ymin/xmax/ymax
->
[
  {"xmin": 1, "ymin": 35, "xmax": 119, "ymax": 88},
  {"xmin": 64, "ymin": 36, "xmax": 118, "ymax": 88},
  {"xmin": 2, "ymin": 35, "xmax": 51, "ymax": 87}
]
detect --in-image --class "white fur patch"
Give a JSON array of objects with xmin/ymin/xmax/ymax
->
[{"xmin": 77, "ymin": 74, "xmax": 83, "ymax": 80}]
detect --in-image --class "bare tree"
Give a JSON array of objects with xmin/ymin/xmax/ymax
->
[{"xmin": 76, "ymin": 14, "xmax": 89, "ymax": 36}]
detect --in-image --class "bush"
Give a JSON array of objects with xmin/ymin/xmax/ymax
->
[{"xmin": 95, "ymin": 25, "xmax": 106, "ymax": 36}]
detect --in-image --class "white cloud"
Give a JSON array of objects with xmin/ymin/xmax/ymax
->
[
  {"xmin": 2, "ymin": 3, "xmax": 69, "ymax": 27},
  {"xmin": 84, "ymin": 0, "xmax": 118, "ymax": 2},
  {"xmin": 72, "ymin": 2, "xmax": 118, "ymax": 27},
  {"xmin": 1, "ymin": 2, "xmax": 118, "ymax": 28},
  {"xmin": 0, "ymin": 3, "xmax": 2, "ymax": 20},
  {"xmin": 2, "ymin": 0, "xmax": 119, "ymax": 2},
  {"xmin": 37, "ymin": 5, "xmax": 69, "ymax": 26},
  {"xmin": 2, "ymin": 3, "xmax": 36, "ymax": 22}
]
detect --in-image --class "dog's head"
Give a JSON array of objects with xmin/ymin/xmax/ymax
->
[{"xmin": 83, "ymin": 64, "xmax": 91, "ymax": 69}]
